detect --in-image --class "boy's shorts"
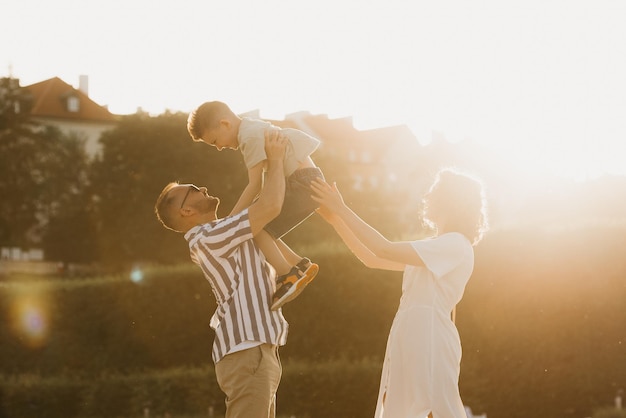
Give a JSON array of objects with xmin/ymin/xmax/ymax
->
[{"xmin": 264, "ymin": 167, "xmax": 324, "ymax": 239}]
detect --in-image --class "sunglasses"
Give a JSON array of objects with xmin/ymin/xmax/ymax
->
[{"xmin": 180, "ymin": 185, "xmax": 201, "ymax": 208}]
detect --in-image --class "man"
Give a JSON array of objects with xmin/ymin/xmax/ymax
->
[{"xmin": 154, "ymin": 130, "xmax": 289, "ymax": 418}]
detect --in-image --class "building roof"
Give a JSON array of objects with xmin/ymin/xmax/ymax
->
[
  {"xmin": 240, "ymin": 108, "xmax": 424, "ymax": 173},
  {"xmin": 24, "ymin": 77, "xmax": 116, "ymax": 123}
]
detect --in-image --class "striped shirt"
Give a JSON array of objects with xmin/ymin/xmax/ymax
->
[{"xmin": 184, "ymin": 209, "xmax": 289, "ymax": 363}]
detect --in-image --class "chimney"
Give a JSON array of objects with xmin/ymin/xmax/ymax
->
[{"xmin": 79, "ymin": 75, "xmax": 89, "ymax": 96}]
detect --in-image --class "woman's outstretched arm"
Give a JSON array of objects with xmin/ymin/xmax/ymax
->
[
  {"xmin": 311, "ymin": 179, "xmax": 424, "ymax": 268},
  {"xmin": 316, "ymin": 204, "xmax": 404, "ymax": 271}
]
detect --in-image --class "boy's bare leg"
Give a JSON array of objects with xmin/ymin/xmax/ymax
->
[
  {"xmin": 254, "ymin": 230, "xmax": 292, "ymax": 275},
  {"xmin": 275, "ymin": 238, "xmax": 303, "ymax": 266}
]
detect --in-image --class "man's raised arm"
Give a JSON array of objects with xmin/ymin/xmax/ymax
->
[{"xmin": 248, "ymin": 129, "xmax": 287, "ymax": 236}]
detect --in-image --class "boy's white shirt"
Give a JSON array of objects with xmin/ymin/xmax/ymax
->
[{"xmin": 238, "ymin": 117, "xmax": 320, "ymax": 177}]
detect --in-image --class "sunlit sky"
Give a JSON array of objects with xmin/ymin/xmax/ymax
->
[{"xmin": 3, "ymin": 0, "xmax": 626, "ymax": 180}]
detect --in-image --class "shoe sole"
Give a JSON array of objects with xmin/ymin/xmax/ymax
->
[{"xmin": 270, "ymin": 264, "xmax": 319, "ymax": 310}]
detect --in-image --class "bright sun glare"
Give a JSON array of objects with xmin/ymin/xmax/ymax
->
[{"xmin": 3, "ymin": 0, "xmax": 625, "ymax": 180}]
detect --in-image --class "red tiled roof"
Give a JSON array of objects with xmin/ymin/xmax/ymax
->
[{"xmin": 24, "ymin": 77, "xmax": 116, "ymax": 123}]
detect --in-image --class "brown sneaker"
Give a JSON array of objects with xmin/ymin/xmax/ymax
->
[{"xmin": 270, "ymin": 263, "xmax": 319, "ymax": 310}]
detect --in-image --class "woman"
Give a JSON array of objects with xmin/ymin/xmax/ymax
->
[{"xmin": 311, "ymin": 168, "xmax": 488, "ymax": 418}]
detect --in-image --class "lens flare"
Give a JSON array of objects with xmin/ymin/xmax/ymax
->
[
  {"xmin": 130, "ymin": 266, "xmax": 143, "ymax": 283},
  {"xmin": 9, "ymin": 296, "xmax": 49, "ymax": 349}
]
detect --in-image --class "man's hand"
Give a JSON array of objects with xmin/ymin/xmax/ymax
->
[{"xmin": 265, "ymin": 128, "xmax": 287, "ymax": 162}]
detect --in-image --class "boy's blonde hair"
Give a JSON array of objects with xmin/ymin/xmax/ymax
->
[{"xmin": 187, "ymin": 101, "xmax": 233, "ymax": 141}]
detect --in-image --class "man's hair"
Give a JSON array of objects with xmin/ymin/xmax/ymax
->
[
  {"xmin": 154, "ymin": 182, "xmax": 184, "ymax": 233},
  {"xmin": 187, "ymin": 101, "xmax": 232, "ymax": 141},
  {"xmin": 427, "ymin": 168, "xmax": 489, "ymax": 245}
]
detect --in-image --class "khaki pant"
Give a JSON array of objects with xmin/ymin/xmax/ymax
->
[{"xmin": 215, "ymin": 344, "xmax": 282, "ymax": 418}]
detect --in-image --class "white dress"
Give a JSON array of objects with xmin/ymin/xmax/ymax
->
[{"xmin": 374, "ymin": 232, "xmax": 474, "ymax": 418}]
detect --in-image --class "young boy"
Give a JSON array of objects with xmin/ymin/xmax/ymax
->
[{"xmin": 187, "ymin": 101, "xmax": 324, "ymax": 310}]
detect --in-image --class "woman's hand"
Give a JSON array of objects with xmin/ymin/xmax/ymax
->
[{"xmin": 311, "ymin": 179, "xmax": 346, "ymax": 219}]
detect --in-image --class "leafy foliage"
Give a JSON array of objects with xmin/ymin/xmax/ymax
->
[
  {"xmin": 0, "ymin": 360, "xmax": 381, "ymax": 418},
  {"xmin": 0, "ymin": 77, "xmax": 33, "ymax": 133},
  {"xmin": 594, "ymin": 407, "xmax": 626, "ymax": 418},
  {"xmin": 0, "ymin": 78, "xmax": 92, "ymax": 254},
  {"xmin": 89, "ymin": 112, "xmax": 247, "ymax": 266}
]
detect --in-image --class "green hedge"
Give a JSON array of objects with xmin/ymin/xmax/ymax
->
[
  {"xmin": 1, "ymin": 225, "xmax": 626, "ymax": 417},
  {"xmin": 0, "ymin": 359, "xmax": 381, "ymax": 418},
  {"xmin": 594, "ymin": 407, "xmax": 626, "ymax": 418},
  {"xmin": 0, "ymin": 249, "xmax": 399, "ymax": 374}
]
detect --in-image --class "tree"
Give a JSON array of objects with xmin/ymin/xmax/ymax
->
[
  {"xmin": 0, "ymin": 77, "xmax": 37, "ymax": 247},
  {"xmin": 0, "ymin": 77, "xmax": 93, "ymax": 258},
  {"xmin": 0, "ymin": 77, "xmax": 33, "ymax": 133},
  {"xmin": 40, "ymin": 131, "xmax": 96, "ymax": 264},
  {"xmin": 89, "ymin": 111, "xmax": 247, "ymax": 267}
]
